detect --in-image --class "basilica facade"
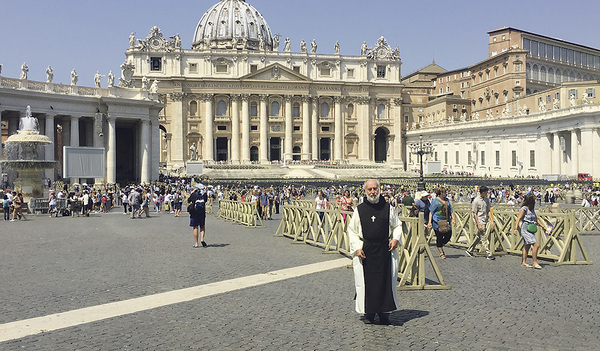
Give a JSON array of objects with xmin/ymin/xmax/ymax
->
[{"xmin": 124, "ymin": 0, "xmax": 404, "ymax": 170}]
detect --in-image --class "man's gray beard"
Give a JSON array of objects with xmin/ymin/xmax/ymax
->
[{"xmin": 366, "ymin": 193, "xmax": 380, "ymax": 204}]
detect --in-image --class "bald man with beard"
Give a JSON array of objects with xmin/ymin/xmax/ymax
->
[{"xmin": 348, "ymin": 179, "xmax": 402, "ymax": 325}]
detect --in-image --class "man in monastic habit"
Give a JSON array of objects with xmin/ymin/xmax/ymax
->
[{"xmin": 348, "ymin": 179, "xmax": 402, "ymax": 325}]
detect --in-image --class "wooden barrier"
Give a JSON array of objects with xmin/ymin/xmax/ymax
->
[
  {"xmin": 402, "ymin": 204, "xmax": 593, "ymax": 265},
  {"xmin": 275, "ymin": 204, "xmax": 450, "ymax": 290},
  {"xmin": 216, "ymin": 200, "xmax": 263, "ymax": 228}
]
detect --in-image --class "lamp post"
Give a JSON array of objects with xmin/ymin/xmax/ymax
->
[{"xmin": 409, "ymin": 135, "xmax": 434, "ymax": 191}]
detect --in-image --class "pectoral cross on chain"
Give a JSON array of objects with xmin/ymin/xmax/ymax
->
[{"xmin": 371, "ymin": 215, "xmax": 376, "ymax": 222}]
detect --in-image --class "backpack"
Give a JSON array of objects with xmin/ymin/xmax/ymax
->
[{"xmin": 194, "ymin": 198, "xmax": 205, "ymax": 212}]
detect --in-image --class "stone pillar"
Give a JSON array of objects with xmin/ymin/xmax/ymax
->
[
  {"xmin": 333, "ymin": 96, "xmax": 343, "ymax": 161},
  {"xmin": 231, "ymin": 95, "xmax": 241, "ymax": 163},
  {"xmin": 259, "ymin": 94, "xmax": 269, "ymax": 163},
  {"xmin": 540, "ymin": 133, "xmax": 553, "ymax": 175},
  {"xmin": 241, "ymin": 95, "xmax": 250, "ymax": 163},
  {"xmin": 311, "ymin": 96, "xmax": 319, "ymax": 160},
  {"xmin": 571, "ymin": 129, "xmax": 579, "ymax": 177},
  {"xmin": 552, "ymin": 132, "xmax": 561, "ymax": 174},
  {"xmin": 169, "ymin": 93, "xmax": 184, "ymax": 165},
  {"xmin": 140, "ymin": 120, "xmax": 151, "ymax": 183},
  {"xmin": 284, "ymin": 95, "xmax": 293, "ymax": 162},
  {"xmin": 106, "ymin": 116, "xmax": 116, "ymax": 184},
  {"xmin": 593, "ymin": 128, "xmax": 600, "ymax": 178},
  {"xmin": 302, "ymin": 96, "xmax": 310, "ymax": 160},
  {"xmin": 579, "ymin": 128, "xmax": 594, "ymax": 175},
  {"xmin": 44, "ymin": 115, "xmax": 55, "ymax": 181},
  {"xmin": 204, "ymin": 94, "xmax": 214, "ymax": 161},
  {"xmin": 70, "ymin": 116, "xmax": 80, "ymax": 184},
  {"xmin": 359, "ymin": 98, "xmax": 371, "ymax": 161}
]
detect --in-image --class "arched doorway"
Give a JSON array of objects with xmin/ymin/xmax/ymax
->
[
  {"xmin": 250, "ymin": 146, "xmax": 259, "ymax": 162},
  {"xmin": 292, "ymin": 146, "xmax": 301, "ymax": 161},
  {"xmin": 216, "ymin": 137, "xmax": 228, "ymax": 162},
  {"xmin": 374, "ymin": 127, "xmax": 389, "ymax": 162}
]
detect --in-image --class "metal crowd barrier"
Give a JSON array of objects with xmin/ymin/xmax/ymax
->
[
  {"xmin": 216, "ymin": 200, "xmax": 263, "ymax": 228},
  {"xmin": 28, "ymin": 198, "xmax": 68, "ymax": 214}
]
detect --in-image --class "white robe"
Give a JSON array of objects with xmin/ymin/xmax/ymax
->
[{"xmin": 347, "ymin": 202, "xmax": 402, "ymax": 314}]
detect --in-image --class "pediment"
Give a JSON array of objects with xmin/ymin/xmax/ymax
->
[{"xmin": 241, "ymin": 63, "xmax": 311, "ymax": 82}]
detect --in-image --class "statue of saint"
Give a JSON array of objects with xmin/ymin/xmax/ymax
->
[
  {"xmin": 173, "ymin": 34, "xmax": 181, "ymax": 49},
  {"xmin": 570, "ymin": 94, "xmax": 576, "ymax": 106},
  {"xmin": 129, "ymin": 33, "xmax": 136, "ymax": 48},
  {"xmin": 334, "ymin": 41, "xmax": 340, "ymax": 55},
  {"xmin": 582, "ymin": 92, "xmax": 590, "ymax": 104},
  {"xmin": 107, "ymin": 71, "xmax": 115, "ymax": 87},
  {"xmin": 284, "ymin": 37, "xmax": 291, "ymax": 52},
  {"xmin": 142, "ymin": 76, "xmax": 150, "ymax": 90},
  {"xmin": 273, "ymin": 35, "xmax": 280, "ymax": 51},
  {"xmin": 361, "ymin": 41, "xmax": 368, "ymax": 56},
  {"xmin": 94, "ymin": 71, "xmax": 104, "ymax": 88},
  {"xmin": 20, "ymin": 62, "xmax": 29, "ymax": 80},
  {"xmin": 311, "ymin": 39, "xmax": 317, "ymax": 54},
  {"xmin": 258, "ymin": 34, "xmax": 265, "ymax": 50},
  {"xmin": 553, "ymin": 98, "xmax": 560, "ymax": 110},
  {"xmin": 70, "ymin": 69, "xmax": 78, "ymax": 85},
  {"xmin": 46, "ymin": 66, "xmax": 54, "ymax": 83},
  {"xmin": 150, "ymin": 79, "xmax": 159, "ymax": 94},
  {"xmin": 300, "ymin": 40, "xmax": 307, "ymax": 54},
  {"xmin": 189, "ymin": 143, "xmax": 198, "ymax": 161}
]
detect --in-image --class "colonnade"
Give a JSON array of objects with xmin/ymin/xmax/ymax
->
[{"xmin": 548, "ymin": 128, "xmax": 600, "ymax": 177}]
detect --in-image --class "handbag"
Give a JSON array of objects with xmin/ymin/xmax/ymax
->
[
  {"xmin": 438, "ymin": 219, "xmax": 451, "ymax": 233},
  {"xmin": 526, "ymin": 223, "xmax": 538, "ymax": 233}
]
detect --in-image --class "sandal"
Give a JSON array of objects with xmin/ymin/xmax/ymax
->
[
  {"xmin": 193, "ymin": 244, "xmax": 199, "ymax": 248},
  {"xmin": 521, "ymin": 263, "xmax": 532, "ymax": 268},
  {"xmin": 533, "ymin": 264, "xmax": 542, "ymax": 269},
  {"xmin": 439, "ymin": 254, "xmax": 446, "ymax": 259}
]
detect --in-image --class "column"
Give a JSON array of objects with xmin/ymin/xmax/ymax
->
[
  {"xmin": 169, "ymin": 93, "xmax": 185, "ymax": 165},
  {"xmin": 140, "ymin": 120, "xmax": 151, "ymax": 183},
  {"xmin": 302, "ymin": 96, "xmax": 310, "ymax": 160},
  {"xmin": 593, "ymin": 128, "xmax": 600, "ymax": 178},
  {"xmin": 231, "ymin": 95, "xmax": 241, "ymax": 163},
  {"xmin": 241, "ymin": 95, "xmax": 250, "ymax": 163},
  {"xmin": 284, "ymin": 95, "xmax": 293, "ymax": 162},
  {"xmin": 259, "ymin": 94, "xmax": 268, "ymax": 163},
  {"xmin": 540, "ymin": 133, "xmax": 553, "ymax": 176},
  {"xmin": 359, "ymin": 98, "xmax": 371, "ymax": 161},
  {"xmin": 552, "ymin": 132, "xmax": 561, "ymax": 174},
  {"xmin": 311, "ymin": 96, "xmax": 319, "ymax": 160},
  {"xmin": 333, "ymin": 96, "xmax": 343, "ymax": 161},
  {"xmin": 204, "ymin": 94, "xmax": 214, "ymax": 161},
  {"xmin": 571, "ymin": 129, "xmax": 579, "ymax": 177},
  {"xmin": 580, "ymin": 128, "xmax": 594, "ymax": 175},
  {"xmin": 106, "ymin": 116, "xmax": 116, "ymax": 184},
  {"xmin": 44, "ymin": 115, "xmax": 55, "ymax": 180},
  {"xmin": 70, "ymin": 116, "xmax": 80, "ymax": 184}
]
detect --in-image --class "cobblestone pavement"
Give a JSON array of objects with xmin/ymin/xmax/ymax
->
[{"xmin": 0, "ymin": 208, "xmax": 599, "ymax": 350}]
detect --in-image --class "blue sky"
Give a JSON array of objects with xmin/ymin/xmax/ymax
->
[{"xmin": 1, "ymin": 0, "xmax": 599, "ymax": 86}]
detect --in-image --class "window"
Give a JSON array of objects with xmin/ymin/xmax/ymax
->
[
  {"xmin": 217, "ymin": 100, "xmax": 227, "ymax": 116},
  {"xmin": 515, "ymin": 63, "xmax": 521, "ymax": 71},
  {"xmin": 546, "ymin": 95, "xmax": 551, "ymax": 103},
  {"xmin": 189, "ymin": 63, "xmax": 198, "ymax": 73},
  {"xmin": 347, "ymin": 68, "xmax": 355, "ymax": 78},
  {"xmin": 150, "ymin": 57, "xmax": 162, "ymax": 71},
  {"xmin": 189, "ymin": 101, "xmax": 197, "ymax": 116},
  {"xmin": 377, "ymin": 104, "xmax": 386, "ymax": 119},
  {"xmin": 404, "ymin": 115, "xmax": 409, "ymax": 123},
  {"xmin": 530, "ymin": 40, "xmax": 538, "ymax": 56},
  {"xmin": 216, "ymin": 64, "xmax": 228, "ymax": 73},
  {"xmin": 512, "ymin": 150, "xmax": 517, "ymax": 167},
  {"xmin": 481, "ymin": 151, "xmax": 485, "ymax": 166},
  {"xmin": 496, "ymin": 151, "xmax": 500, "ymax": 166},
  {"xmin": 320, "ymin": 67, "xmax": 331, "ymax": 76},
  {"xmin": 444, "ymin": 151, "xmax": 448, "ymax": 164},
  {"xmin": 515, "ymin": 80, "xmax": 520, "ymax": 85},
  {"xmin": 293, "ymin": 126, "xmax": 300, "ymax": 131},
  {"xmin": 250, "ymin": 102, "xmax": 258, "ymax": 117},
  {"xmin": 585, "ymin": 88, "xmax": 596, "ymax": 98},
  {"xmin": 530, "ymin": 150, "xmax": 535, "ymax": 168},
  {"xmin": 250, "ymin": 64, "xmax": 258, "ymax": 73},
  {"xmin": 270, "ymin": 101, "xmax": 280, "ymax": 116},
  {"xmin": 348, "ymin": 104, "xmax": 355, "ymax": 118},
  {"xmin": 321, "ymin": 102, "xmax": 330, "ymax": 117},
  {"xmin": 293, "ymin": 66, "xmax": 300, "ymax": 73},
  {"xmin": 321, "ymin": 126, "xmax": 330, "ymax": 132},
  {"xmin": 217, "ymin": 125, "xmax": 227, "ymax": 131},
  {"xmin": 377, "ymin": 65, "xmax": 386, "ymax": 78},
  {"xmin": 568, "ymin": 89, "xmax": 578, "ymax": 98},
  {"xmin": 555, "ymin": 92, "xmax": 560, "ymax": 100},
  {"xmin": 293, "ymin": 103, "xmax": 300, "ymax": 118},
  {"xmin": 456, "ymin": 151, "xmax": 460, "ymax": 164},
  {"xmin": 251, "ymin": 125, "xmax": 258, "ymax": 131}
]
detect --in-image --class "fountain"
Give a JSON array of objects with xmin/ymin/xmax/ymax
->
[{"xmin": 1, "ymin": 106, "xmax": 57, "ymax": 205}]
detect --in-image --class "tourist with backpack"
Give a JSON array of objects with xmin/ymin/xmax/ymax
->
[{"xmin": 188, "ymin": 183, "xmax": 208, "ymax": 248}]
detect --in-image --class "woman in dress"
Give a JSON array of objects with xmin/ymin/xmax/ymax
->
[
  {"xmin": 513, "ymin": 194, "xmax": 549, "ymax": 269},
  {"xmin": 427, "ymin": 187, "xmax": 455, "ymax": 259},
  {"xmin": 339, "ymin": 189, "xmax": 354, "ymax": 220},
  {"xmin": 315, "ymin": 190, "xmax": 329, "ymax": 222}
]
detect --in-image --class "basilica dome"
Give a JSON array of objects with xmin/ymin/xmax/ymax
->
[{"xmin": 192, "ymin": 0, "xmax": 274, "ymax": 51}]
